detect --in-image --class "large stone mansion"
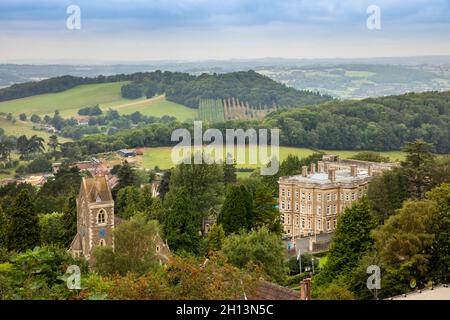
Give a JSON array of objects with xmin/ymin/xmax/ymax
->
[{"xmin": 278, "ymin": 155, "xmax": 398, "ymax": 239}]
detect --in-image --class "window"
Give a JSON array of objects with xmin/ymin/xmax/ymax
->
[
  {"xmin": 295, "ymin": 215, "xmax": 299, "ymax": 226},
  {"xmin": 301, "ymin": 204, "xmax": 305, "ymax": 214},
  {"xmin": 97, "ymin": 209, "xmax": 106, "ymax": 224},
  {"xmin": 295, "ymin": 191, "xmax": 299, "ymax": 199},
  {"xmin": 352, "ymin": 193, "xmax": 356, "ymax": 200},
  {"xmin": 340, "ymin": 193, "xmax": 344, "ymax": 201},
  {"xmin": 295, "ymin": 202, "xmax": 299, "ymax": 212},
  {"xmin": 287, "ymin": 190, "xmax": 291, "ymax": 198},
  {"xmin": 333, "ymin": 205, "xmax": 337, "ymax": 214},
  {"xmin": 317, "ymin": 219, "xmax": 321, "ymax": 230},
  {"xmin": 308, "ymin": 204, "xmax": 312, "ymax": 214},
  {"xmin": 327, "ymin": 220, "xmax": 331, "ymax": 231},
  {"xmin": 333, "ymin": 218, "xmax": 337, "ymax": 228},
  {"xmin": 326, "ymin": 205, "xmax": 331, "ymax": 215},
  {"xmin": 287, "ymin": 202, "xmax": 291, "ymax": 210},
  {"xmin": 346, "ymin": 193, "xmax": 349, "ymax": 201},
  {"xmin": 333, "ymin": 193, "xmax": 337, "ymax": 201},
  {"xmin": 287, "ymin": 215, "xmax": 290, "ymax": 224},
  {"xmin": 99, "ymin": 239, "xmax": 106, "ymax": 247},
  {"xmin": 281, "ymin": 214, "xmax": 285, "ymax": 224},
  {"xmin": 308, "ymin": 193, "xmax": 311, "ymax": 201},
  {"xmin": 327, "ymin": 193, "xmax": 331, "ymax": 202},
  {"xmin": 301, "ymin": 218, "xmax": 305, "ymax": 228},
  {"xmin": 281, "ymin": 189, "xmax": 285, "ymax": 197},
  {"xmin": 281, "ymin": 201, "xmax": 285, "ymax": 209},
  {"xmin": 308, "ymin": 220, "xmax": 311, "ymax": 229},
  {"xmin": 317, "ymin": 206, "xmax": 321, "ymax": 215},
  {"xmin": 317, "ymin": 193, "xmax": 322, "ymax": 201},
  {"xmin": 301, "ymin": 192, "xmax": 305, "ymax": 200}
]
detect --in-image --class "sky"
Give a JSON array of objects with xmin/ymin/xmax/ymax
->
[{"xmin": 0, "ymin": 0, "xmax": 450, "ymax": 63}]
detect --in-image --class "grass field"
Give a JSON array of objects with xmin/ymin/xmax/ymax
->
[
  {"xmin": 0, "ymin": 118, "xmax": 72, "ymax": 143},
  {"xmin": 0, "ymin": 82, "xmax": 197, "ymax": 121},
  {"xmin": 134, "ymin": 146, "xmax": 406, "ymax": 170}
]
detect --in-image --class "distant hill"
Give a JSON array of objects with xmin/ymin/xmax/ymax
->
[{"xmin": 0, "ymin": 70, "xmax": 332, "ymax": 107}]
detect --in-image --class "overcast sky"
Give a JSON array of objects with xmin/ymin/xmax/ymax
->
[{"xmin": 1, "ymin": 0, "xmax": 450, "ymax": 63}]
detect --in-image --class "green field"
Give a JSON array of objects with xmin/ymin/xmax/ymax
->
[
  {"xmin": 137, "ymin": 146, "xmax": 405, "ymax": 170},
  {"xmin": 0, "ymin": 82, "xmax": 197, "ymax": 121},
  {"xmin": 0, "ymin": 118, "xmax": 72, "ymax": 143}
]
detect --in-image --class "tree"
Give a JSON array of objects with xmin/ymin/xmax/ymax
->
[
  {"xmin": 373, "ymin": 199, "xmax": 437, "ymax": 294},
  {"xmin": 121, "ymin": 84, "xmax": 142, "ymax": 99},
  {"xmin": 167, "ymin": 160, "xmax": 224, "ymax": 220},
  {"xmin": 401, "ymin": 140, "xmax": 435, "ymax": 199},
  {"xmin": 367, "ymin": 169, "xmax": 409, "ymax": 223},
  {"xmin": 207, "ymin": 224, "xmax": 225, "ymax": 252},
  {"xmin": 51, "ymin": 110, "xmax": 64, "ymax": 131},
  {"xmin": 19, "ymin": 113, "xmax": 27, "ymax": 121},
  {"xmin": 223, "ymin": 156, "xmax": 237, "ymax": 185},
  {"xmin": 93, "ymin": 214, "xmax": 161, "ymax": 276},
  {"xmin": 163, "ymin": 188, "xmax": 201, "ymax": 254},
  {"xmin": 314, "ymin": 197, "xmax": 377, "ymax": 288},
  {"xmin": 61, "ymin": 194, "xmax": 77, "ymax": 247},
  {"xmin": 221, "ymin": 227, "xmax": 287, "ymax": 283},
  {"xmin": 157, "ymin": 170, "xmax": 171, "ymax": 200},
  {"xmin": 6, "ymin": 190, "xmax": 40, "ymax": 252},
  {"xmin": 0, "ymin": 140, "xmax": 14, "ymax": 164},
  {"xmin": 217, "ymin": 185, "xmax": 252, "ymax": 235},
  {"xmin": 30, "ymin": 114, "xmax": 41, "ymax": 123},
  {"xmin": 251, "ymin": 185, "xmax": 282, "ymax": 233},
  {"xmin": 28, "ymin": 135, "xmax": 45, "ymax": 157},
  {"xmin": 39, "ymin": 213, "xmax": 66, "ymax": 245},
  {"xmin": 114, "ymin": 161, "xmax": 137, "ymax": 194},
  {"xmin": 424, "ymin": 183, "xmax": 450, "ymax": 284},
  {"xmin": 149, "ymin": 196, "xmax": 164, "ymax": 224},
  {"xmin": 0, "ymin": 206, "xmax": 7, "ymax": 248},
  {"xmin": 115, "ymin": 186, "xmax": 144, "ymax": 219},
  {"xmin": 350, "ymin": 151, "xmax": 390, "ymax": 163},
  {"xmin": 16, "ymin": 135, "xmax": 29, "ymax": 160},
  {"xmin": 47, "ymin": 134, "xmax": 59, "ymax": 158}
]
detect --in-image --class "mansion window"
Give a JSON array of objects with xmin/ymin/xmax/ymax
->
[
  {"xmin": 326, "ymin": 205, "xmax": 331, "ymax": 215},
  {"xmin": 281, "ymin": 189, "xmax": 285, "ymax": 197},
  {"xmin": 308, "ymin": 193, "xmax": 311, "ymax": 201},
  {"xmin": 295, "ymin": 215, "xmax": 299, "ymax": 226},
  {"xmin": 333, "ymin": 193, "xmax": 337, "ymax": 201},
  {"xmin": 317, "ymin": 206, "xmax": 321, "ymax": 215},
  {"xmin": 327, "ymin": 220, "xmax": 331, "ymax": 231},
  {"xmin": 281, "ymin": 201, "xmax": 285, "ymax": 209},
  {"xmin": 308, "ymin": 220, "xmax": 311, "ymax": 229},
  {"xmin": 281, "ymin": 215, "xmax": 285, "ymax": 224},
  {"xmin": 333, "ymin": 205, "xmax": 337, "ymax": 214},
  {"xmin": 97, "ymin": 209, "xmax": 106, "ymax": 225},
  {"xmin": 317, "ymin": 193, "xmax": 322, "ymax": 201},
  {"xmin": 326, "ymin": 193, "xmax": 331, "ymax": 202},
  {"xmin": 287, "ymin": 215, "xmax": 290, "ymax": 224},
  {"xmin": 334, "ymin": 218, "xmax": 337, "ymax": 228},
  {"xmin": 301, "ymin": 204, "xmax": 305, "ymax": 214},
  {"xmin": 287, "ymin": 190, "xmax": 291, "ymax": 198},
  {"xmin": 295, "ymin": 202, "xmax": 299, "ymax": 212},
  {"xmin": 301, "ymin": 218, "xmax": 305, "ymax": 228},
  {"xmin": 287, "ymin": 202, "xmax": 291, "ymax": 210},
  {"xmin": 317, "ymin": 219, "xmax": 321, "ymax": 230},
  {"xmin": 308, "ymin": 204, "xmax": 312, "ymax": 214},
  {"xmin": 301, "ymin": 192, "xmax": 305, "ymax": 200},
  {"xmin": 295, "ymin": 191, "xmax": 299, "ymax": 199},
  {"xmin": 340, "ymin": 193, "xmax": 344, "ymax": 201},
  {"xmin": 346, "ymin": 193, "xmax": 349, "ymax": 201},
  {"xmin": 352, "ymin": 193, "xmax": 356, "ymax": 200}
]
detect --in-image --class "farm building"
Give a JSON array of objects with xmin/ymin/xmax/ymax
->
[{"xmin": 117, "ymin": 149, "xmax": 136, "ymax": 157}]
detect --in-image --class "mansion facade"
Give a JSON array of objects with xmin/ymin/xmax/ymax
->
[{"xmin": 278, "ymin": 155, "xmax": 397, "ymax": 239}]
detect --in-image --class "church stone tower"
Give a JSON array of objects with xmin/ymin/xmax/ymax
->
[{"xmin": 70, "ymin": 176, "xmax": 114, "ymax": 261}]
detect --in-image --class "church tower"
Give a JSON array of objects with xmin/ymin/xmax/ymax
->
[{"xmin": 70, "ymin": 175, "xmax": 114, "ymax": 261}]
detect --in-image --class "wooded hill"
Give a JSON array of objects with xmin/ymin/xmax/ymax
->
[{"xmin": 0, "ymin": 70, "xmax": 332, "ymax": 110}]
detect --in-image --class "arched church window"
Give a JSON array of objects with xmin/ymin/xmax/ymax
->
[
  {"xmin": 99, "ymin": 239, "xmax": 106, "ymax": 247},
  {"xmin": 97, "ymin": 209, "xmax": 106, "ymax": 224}
]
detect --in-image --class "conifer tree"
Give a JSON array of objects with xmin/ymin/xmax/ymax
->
[
  {"xmin": 208, "ymin": 224, "xmax": 225, "ymax": 252},
  {"xmin": 62, "ymin": 194, "xmax": 77, "ymax": 247},
  {"xmin": 251, "ymin": 185, "xmax": 282, "ymax": 234},
  {"xmin": 6, "ymin": 190, "xmax": 40, "ymax": 252},
  {"xmin": 0, "ymin": 205, "xmax": 7, "ymax": 248},
  {"xmin": 218, "ymin": 185, "xmax": 252, "ymax": 235},
  {"xmin": 163, "ymin": 188, "xmax": 201, "ymax": 254}
]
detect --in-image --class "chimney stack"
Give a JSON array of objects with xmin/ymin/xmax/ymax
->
[
  {"xmin": 350, "ymin": 165, "xmax": 358, "ymax": 177},
  {"xmin": 317, "ymin": 161, "xmax": 324, "ymax": 173},
  {"xmin": 368, "ymin": 165, "xmax": 373, "ymax": 177},
  {"xmin": 300, "ymin": 278, "xmax": 312, "ymax": 300},
  {"xmin": 328, "ymin": 168, "xmax": 336, "ymax": 182},
  {"xmin": 302, "ymin": 166, "xmax": 308, "ymax": 177},
  {"xmin": 310, "ymin": 163, "xmax": 316, "ymax": 174}
]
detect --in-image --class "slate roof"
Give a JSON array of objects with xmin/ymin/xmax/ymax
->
[{"xmin": 247, "ymin": 281, "xmax": 299, "ymax": 300}]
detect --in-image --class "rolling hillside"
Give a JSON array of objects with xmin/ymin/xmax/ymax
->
[{"xmin": 0, "ymin": 82, "xmax": 197, "ymax": 121}]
